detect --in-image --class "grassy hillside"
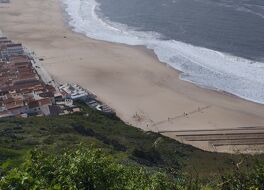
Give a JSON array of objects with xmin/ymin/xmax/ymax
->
[{"xmin": 0, "ymin": 103, "xmax": 260, "ymax": 181}]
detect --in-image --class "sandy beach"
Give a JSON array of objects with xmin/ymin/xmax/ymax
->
[{"xmin": 1, "ymin": 0, "xmax": 264, "ymax": 152}]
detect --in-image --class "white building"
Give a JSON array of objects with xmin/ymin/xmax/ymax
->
[{"xmin": 59, "ymin": 83, "xmax": 88, "ymax": 100}]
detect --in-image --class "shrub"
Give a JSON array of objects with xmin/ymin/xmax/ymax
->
[
  {"xmin": 0, "ymin": 146, "xmax": 178, "ymax": 190},
  {"xmin": 220, "ymin": 160, "xmax": 264, "ymax": 190}
]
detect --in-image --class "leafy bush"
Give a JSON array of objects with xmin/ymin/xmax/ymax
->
[
  {"xmin": 0, "ymin": 146, "xmax": 179, "ymax": 190},
  {"xmin": 1, "ymin": 146, "xmax": 264, "ymax": 190},
  {"xmin": 220, "ymin": 160, "xmax": 264, "ymax": 190}
]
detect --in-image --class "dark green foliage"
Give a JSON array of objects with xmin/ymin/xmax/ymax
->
[
  {"xmin": 0, "ymin": 103, "xmax": 245, "ymax": 178},
  {"xmin": 131, "ymin": 148, "xmax": 163, "ymax": 166},
  {"xmin": 72, "ymin": 123, "xmax": 127, "ymax": 151},
  {"xmin": 0, "ymin": 146, "xmax": 178, "ymax": 190},
  {"xmin": 0, "ymin": 102, "xmax": 263, "ymax": 189},
  {"xmin": 220, "ymin": 160, "xmax": 264, "ymax": 190},
  {"xmin": 72, "ymin": 123, "xmax": 96, "ymax": 136}
]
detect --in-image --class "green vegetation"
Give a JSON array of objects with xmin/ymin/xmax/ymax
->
[
  {"xmin": 0, "ymin": 146, "xmax": 178, "ymax": 190},
  {"xmin": 220, "ymin": 160, "xmax": 264, "ymax": 190},
  {"xmin": 1, "ymin": 146, "xmax": 264, "ymax": 190},
  {"xmin": 0, "ymin": 103, "xmax": 263, "ymax": 189}
]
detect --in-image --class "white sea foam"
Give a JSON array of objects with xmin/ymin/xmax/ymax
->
[{"xmin": 62, "ymin": 0, "xmax": 264, "ymax": 104}]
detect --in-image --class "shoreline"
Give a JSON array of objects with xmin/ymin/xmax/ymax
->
[
  {"xmin": 2, "ymin": 0, "xmax": 260, "ymax": 106},
  {"xmin": 62, "ymin": 0, "xmax": 264, "ymax": 105},
  {"xmin": 1, "ymin": 0, "xmax": 264, "ymax": 153}
]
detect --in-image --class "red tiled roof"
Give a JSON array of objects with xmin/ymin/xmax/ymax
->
[
  {"xmin": 28, "ymin": 100, "xmax": 39, "ymax": 109},
  {"xmin": 6, "ymin": 43, "xmax": 22, "ymax": 48},
  {"xmin": 9, "ymin": 55, "xmax": 31, "ymax": 63},
  {"xmin": 4, "ymin": 99, "xmax": 24, "ymax": 110},
  {"xmin": 38, "ymin": 98, "xmax": 52, "ymax": 106}
]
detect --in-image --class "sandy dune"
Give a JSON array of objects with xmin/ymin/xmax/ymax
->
[{"xmin": 1, "ymin": 0, "xmax": 264, "ymax": 152}]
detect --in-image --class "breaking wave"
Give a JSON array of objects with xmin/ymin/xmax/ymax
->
[{"xmin": 62, "ymin": 0, "xmax": 264, "ymax": 104}]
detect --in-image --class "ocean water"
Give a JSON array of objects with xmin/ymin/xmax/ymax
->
[{"xmin": 62, "ymin": 0, "xmax": 264, "ymax": 104}]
